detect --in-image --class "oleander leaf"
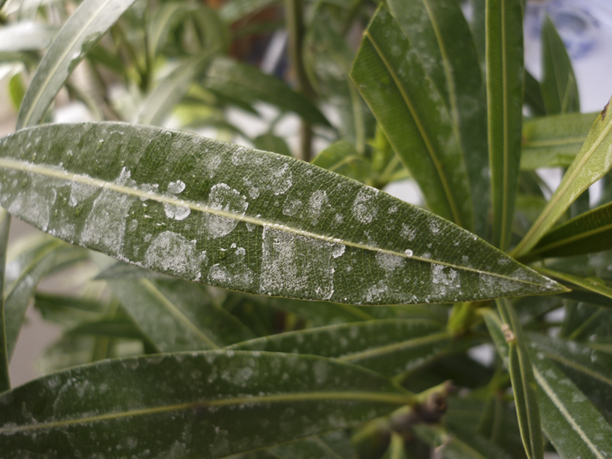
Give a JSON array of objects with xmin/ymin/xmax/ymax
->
[
  {"xmin": 16, "ymin": 0, "xmax": 137, "ymax": 129},
  {"xmin": 0, "ymin": 209, "xmax": 10, "ymax": 393},
  {"xmin": 537, "ymin": 267, "xmax": 612, "ymax": 305},
  {"xmin": 520, "ymin": 112, "xmax": 598, "ymax": 170},
  {"xmin": 514, "ymin": 98, "xmax": 612, "ymax": 257},
  {"xmin": 270, "ymin": 436, "xmax": 345, "ymax": 459},
  {"xmin": 227, "ymin": 319, "xmax": 451, "ymax": 377},
  {"xmin": 0, "ymin": 123, "xmax": 565, "ymax": 305},
  {"xmin": 415, "ymin": 424, "xmax": 513, "ymax": 459},
  {"xmin": 312, "ymin": 141, "xmax": 369, "ymax": 183},
  {"xmin": 0, "ymin": 351, "xmax": 414, "ymax": 458},
  {"xmin": 486, "ymin": 0, "xmax": 524, "ymax": 249},
  {"xmin": 253, "ymin": 134, "xmax": 292, "ymax": 157},
  {"xmin": 108, "ymin": 277, "xmax": 255, "ymax": 352},
  {"xmin": 531, "ymin": 351, "xmax": 612, "ymax": 459},
  {"xmin": 524, "ymin": 70, "xmax": 546, "ymax": 117},
  {"xmin": 219, "ymin": 0, "xmax": 280, "ymax": 24},
  {"xmin": 351, "ymin": 6, "xmax": 473, "ymax": 229}
]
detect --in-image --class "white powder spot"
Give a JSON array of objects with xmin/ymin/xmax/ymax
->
[
  {"xmin": 231, "ymin": 147, "xmax": 247, "ymax": 165},
  {"xmin": 209, "ymin": 262, "xmax": 253, "ymax": 289},
  {"xmin": 144, "ymin": 233, "xmax": 152, "ymax": 242},
  {"xmin": 332, "ymin": 244, "xmax": 346, "ymax": 258},
  {"xmin": 308, "ymin": 190, "xmax": 328, "ymax": 224},
  {"xmin": 163, "ymin": 203, "xmax": 191, "ymax": 221},
  {"xmin": 429, "ymin": 220, "xmax": 440, "ymax": 234},
  {"xmin": 462, "ymin": 255, "xmax": 469, "ymax": 264},
  {"xmin": 205, "ymin": 155, "xmax": 223, "ymax": 178},
  {"xmin": 144, "ymin": 231, "xmax": 204, "ymax": 279},
  {"xmin": 242, "ymin": 177, "xmax": 260, "ymax": 199},
  {"xmin": 404, "ymin": 249, "xmax": 413, "ymax": 257},
  {"xmin": 400, "ymin": 223, "xmax": 416, "ymax": 240},
  {"xmin": 352, "ymin": 188, "xmax": 378, "ymax": 224},
  {"xmin": 376, "ymin": 252, "xmax": 405, "ymax": 271},
  {"xmin": 8, "ymin": 188, "xmax": 53, "ymax": 231},
  {"xmin": 69, "ymin": 182, "xmax": 97, "ymax": 207},
  {"xmin": 497, "ymin": 257, "xmax": 510, "ymax": 265},
  {"xmin": 270, "ymin": 163, "xmax": 293, "ymax": 195},
  {"xmin": 205, "ymin": 183, "xmax": 248, "ymax": 238},
  {"xmin": 128, "ymin": 219, "xmax": 138, "ymax": 232},
  {"xmin": 282, "ymin": 198, "xmax": 302, "ymax": 217},
  {"xmin": 167, "ymin": 180, "xmax": 186, "ymax": 194},
  {"xmin": 334, "ymin": 214, "xmax": 343, "ymax": 224}
]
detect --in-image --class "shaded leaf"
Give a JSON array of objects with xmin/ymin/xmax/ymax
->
[
  {"xmin": 351, "ymin": 6, "xmax": 473, "ymax": 228},
  {"xmin": 537, "ymin": 267, "xmax": 612, "ymax": 305},
  {"xmin": 16, "ymin": 0, "xmax": 137, "ymax": 129},
  {"xmin": 312, "ymin": 141, "xmax": 369, "ymax": 183},
  {"xmin": 486, "ymin": 0, "xmax": 524, "ymax": 249},
  {"xmin": 227, "ymin": 319, "xmax": 451, "ymax": 377},
  {"xmin": 219, "ymin": 0, "xmax": 280, "ymax": 24},
  {"xmin": 524, "ymin": 70, "xmax": 546, "ymax": 117},
  {"xmin": 513, "ymin": 98, "xmax": 612, "ymax": 257},
  {"xmin": 520, "ymin": 112, "xmax": 598, "ymax": 170},
  {"xmin": 0, "ymin": 123, "xmax": 564, "ymax": 305},
  {"xmin": 0, "ymin": 209, "xmax": 10, "ymax": 393},
  {"xmin": 271, "ymin": 436, "xmax": 344, "ymax": 458},
  {"xmin": 0, "ymin": 351, "xmax": 414, "ymax": 458},
  {"xmin": 253, "ymin": 133, "xmax": 292, "ymax": 157},
  {"xmin": 382, "ymin": 432, "xmax": 408, "ymax": 459},
  {"xmin": 415, "ymin": 424, "xmax": 513, "ymax": 459}
]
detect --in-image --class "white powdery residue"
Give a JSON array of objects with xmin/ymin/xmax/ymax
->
[
  {"xmin": 429, "ymin": 220, "xmax": 440, "ymax": 234},
  {"xmin": 231, "ymin": 146, "xmax": 247, "ymax": 165},
  {"xmin": 400, "ymin": 223, "xmax": 416, "ymax": 241},
  {"xmin": 163, "ymin": 202, "xmax": 191, "ymax": 221},
  {"xmin": 242, "ymin": 177, "xmax": 260, "ymax": 199},
  {"xmin": 352, "ymin": 188, "xmax": 378, "ymax": 224},
  {"xmin": 364, "ymin": 280, "xmax": 388, "ymax": 303},
  {"xmin": 462, "ymin": 255, "xmax": 469, "ymax": 264},
  {"xmin": 332, "ymin": 244, "xmax": 346, "ymax": 259},
  {"xmin": 497, "ymin": 257, "xmax": 510, "ymax": 266},
  {"xmin": 270, "ymin": 163, "xmax": 293, "ymax": 195},
  {"xmin": 334, "ymin": 214, "xmax": 343, "ymax": 224},
  {"xmin": 144, "ymin": 231, "xmax": 204, "ymax": 279},
  {"xmin": 205, "ymin": 155, "xmax": 223, "ymax": 178},
  {"xmin": 167, "ymin": 180, "xmax": 186, "ymax": 194},
  {"xmin": 206, "ymin": 183, "xmax": 248, "ymax": 238},
  {"xmin": 69, "ymin": 182, "xmax": 97, "ymax": 207},
  {"xmin": 430, "ymin": 264, "xmax": 460, "ymax": 297},
  {"xmin": 376, "ymin": 252, "xmax": 405, "ymax": 272},
  {"xmin": 282, "ymin": 198, "xmax": 303, "ymax": 217},
  {"xmin": 260, "ymin": 226, "xmax": 334, "ymax": 300},
  {"xmin": 139, "ymin": 183, "xmax": 159, "ymax": 201},
  {"xmin": 208, "ymin": 261, "xmax": 253, "ymax": 290},
  {"xmin": 404, "ymin": 249, "xmax": 413, "ymax": 257},
  {"xmin": 128, "ymin": 219, "xmax": 139, "ymax": 232},
  {"xmin": 308, "ymin": 190, "xmax": 328, "ymax": 224},
  {"xmin": 8, "ymin": 188, "xmax": 53, "ymax": 231}
]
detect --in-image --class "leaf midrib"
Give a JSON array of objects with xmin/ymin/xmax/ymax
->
[
  {"xmin": 0, "ymin": 156, "xmax": 554, "ymax": 289},
  {"xmin": 0, "ymin": 391, "xmax": 413, "ymax": 434}
]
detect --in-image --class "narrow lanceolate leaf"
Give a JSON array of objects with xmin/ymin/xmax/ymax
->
[
  {"xmin": 16, "ymin": 0, "xmax": 136, "ymax": 129},
  {"xmin": 486, "ymin": 0, "xmax": 524, "ymax": 249},
  {"xmin": 531, "ymin": 352, "xmax": 612, "ymax": 459},
  {"xmin": 227, "ymin": 319, "xmax": 451, "ymax": 377},
  {"xmin": 522, "ymin": 202, "xmax": 612, "ymax": 260},
  {"xmin": 388, "ymin": 0, "xmax": 489, "ymax": 236},
  {"xmin": 514, "ymin": 99, "xmax": 612, "ymax": 257},
  {"xmin": 537, "ymin": 267, "xmax": 612, "ymax": 305},
  {"xmin": 351, "ymin": 6, "xmax": 473, "ymax": 229},
  {"xmin": 0, "ymin": 21, "xmax": 57, "ymax": 53},
  {"xmin": 541, "ymin": 16, "xmax": 580, "ymax": 115},
  {"xmin": 520, "ymin": 112, "xmax": 598, "ymax": 170},
  {"xmin": 203, "ymin": 57, "xmax": 331, "ymax": 127},
  {"xmin": 524, "ymin": 70, "xmax": 546, "ymax": 117},
  {"xmin": 0, "ymin": 123, "xmax": 564, "ymax": 305},
  {"xmin": 496, "ymin": 298, "xmax": 543, "ymax": 459},
  {"xmin": 0, "ymin": 209, "xmax": 10, "ymax": 393},
  {"xmin": 108, "ymin": 278, "xmax": 255, "ymax": 352},
  {"xmin": 0, "ymin": 352, "xmax": 414, "ymax": 458},
  {"xmin": 480, "ymin": 308, "xmax": 509, "ymax": 362},
  {"xmin": 147, "ymin": 3, "xmax": 196, "ymax": 59}
]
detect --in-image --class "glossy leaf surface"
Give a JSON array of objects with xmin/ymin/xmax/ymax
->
[
  {"xmin": 0, "ymin": 209, "xmax": 10, "ymax": 392},
  {"xmin": 228, "ymin": 319, "xmax": 451, "ymax": 377},
  {"xmin": 520, "ymin": 112, "xmax": 597, "ymax": 170},
  {"xmin": 16, "ymin": 0, "xmax": 136, "ymax": 129},
  {"xmin": 0, "ymin": 123, "xmax": 563, "ymax": 305},
  {"xmin": 514, "ymin": 99, "xmax": 612, "ymax": 257},
  {"xmin": 0, "ymin": 351, "xmax": 413, "ymax": 458},
  {"xmin": 351, "ymin": 6, "xmax": 473, "ymax": 228},
  {"xmin": 486, "ymin": 0, "xmax": 524, "ymax": 249}
]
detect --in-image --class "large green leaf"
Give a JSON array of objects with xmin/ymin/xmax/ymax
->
[
  {"xmin": 486, "ymin": 0, "xmax": 524, "ymax": 249},
  {"xmin": 496, "ymin": 299, "xmax": 543, "ymax": 459},
  {"xmin": 108, "ymin": 277, "xmax": 255, "ymax": 352},
  {"xmin": 531, "ymin": 351, "xmax": 612, "ymax": 458},
  {"xmin": 387, "ymin": 0, "xmax": 489, "ymax": 236},
  {"xmin": 351, "ymin": 6, "xmax": 473, "ymax": 229},
  {"xmin": 0, "ymin": 123, "xmax": 564, "ymax": 305},
  {"xmin": 203, "ymin": 57, "xmax": 331, "ymax": 127},
  {"xmin": 16, "ymin": 0, "xmax": 136, "ymax": 129},
  {"xmin": 0, "ymin": 351, "xmax": 413, "ymax": 457},
  {"xmin": 227, "ymin": 319, "xmax": 451, "ymax": 377},
  {"xmin": 0, "ymin": 209, "xmax": 10, "ymax": 393},
  {"xmin": 514, "ymin": 99, "xmax": 612, "ymax": 257},
  {"xmin": 520, "ymin": 112, "xmax": 598, "ymax": 170},
  {"xmin": 523, "ymin": 202, "xmax": 612, "ymax": 260},
  {"xmin": 541, "ymin": 16, "xmax": 580, "ymax": 115}
]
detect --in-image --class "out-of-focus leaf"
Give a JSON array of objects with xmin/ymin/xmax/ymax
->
[
  {"xmin": 8, "ymin": 73, "xmax": 26, "ymax": 110},
  {"xmin": 312, "ymin": 141, "xmax": 369, "ymax": 183},
  {"xmin": 228, "ymin": 319, "xmax": 451, "ymax": 377},
  {"xmin": 537, "ymin": 267, "xmax": 612, "ymax": 305},
  {"xmin": 524, "ymin": 70, "xmax": 546, "ymax": 117},
  {"xmin": 469, "ymin": 0, "xmax": 486, "ymax": 62},
  {"xmin": 523, "ymin": 202, "xmax": 612, "ymax": 260},
  {"xmin": 381, "ymin": 432, "xmax": 408, "ymax": 459},
  {"xmin": 481, "ymin": 308, "xmax": 509, "ymax": 362},
  {"xmin": 351, "ymin": 6, "xmax": 473, "ymax": 229},
  {"xmin": 203, "ymin": 57, "xmax": 331, "ymax": 127},
  {"xmin": 220, "ymin": 0, "xmax": 280, "ymax": 24},
  {"xmin": 108, "ymin": 278, "xmax": 255, "ymax": 352},
  {"xmin": 496, "ymin": 298, "xmax": 543, "ymax": 459},
  {"xmin": 541, "ymin": 16, "xmax": 580, "ymax": 115},
  {"xmin": 520, "ymin": 112, "xmax": 598, "ymax": 170},
  {"xmin": 147, "ymin": 2, "xmax": 194, "ymax": 59},
  {"xmin": 34, "ymin": 293, "xmax": 107, "ymax": 327},
  {"xmin": 531, "ymin": 351, "xmax": 612, "ymax": 458},
  {"xmin": 415, "ymin": 424, "xmax": 513, "ymax": 459},
  {"xmin": 253, "ymin": 133, "xmax": 292, "ymax": 157},
  {"xmin": 0, "ymin": 352, "xmax": 414, "ymax": 458},
  {"xmin": 0, "ymin": 209, "xmax": 10, "ymax": 393},
  {"xmin": 0, "ymin": 123, "xmax": 564, "ymax": 305},
  {"xmin": 271, "ymin": 436, "xmax": 344, "ymax": 458},
  {"xmin": 486, "ymin": 0, "xmax": 524, "ymax": 249},
  {"xmin": 513, "ymin": 98, "xmax": 612, "ymax": 257},
  {"xmin": 67, "ymin": 317, "xmax": 144, "ymax": 340},
  {"xmin": 388, "ymin": 0, "xmax": 489, "ymax": 236},
  {"xmin": 16, "ymin": 0, "xmax": 137, "ymax": 129},
  {"xmin": 0, "ymin": 21, "xmax": 57, "ymax": 53}
]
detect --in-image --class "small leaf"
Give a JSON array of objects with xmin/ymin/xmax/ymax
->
[
  {"xmin": 513, "ymin": 97, "xmax": 612, "ymax": 257},
  {"xmin": 523, "ymin": 201, "xmax": 612, "ymax": 260},
  {"xmin": 486, "ymin": 0, "xmax": 524, "ymax": 249},
  {"xmin": 108, "ymin": 278, "xmax": 255, "ymax": 352},
  {"xmin": 524, "ymin": 70, "xmax": 546, "ymax": 117},
  {"xmin": 541, "ymin": 16, "xmax": 580, "ymax": 115},
  {"xmin": 228, "ymin": 319, "xmax": 451, "ymax": 377},
  {"xmin": 496, "ymin": 298, "xmax": 544, "ymax": 459},
  {"xmin": 253, "ymin": 133, "xmax": 292, "ymax": 157},
  {"xmin": 0, "ymin": 209, "xmax": 10, "ymax": 393},
  {"xmin": 531, "ymin": 352, "xmax": 612, "ymax": 458},
  {"xmin": 520, "ymin": 112, "xmax": 598, "ymax": 170},
  {"xmin": 0, "ymin": 352, "xmax": 414, "ymax": 457},
  {"xmin": 0, "ymin": 123, "xmax": 564, "ymax": 305},
  {"xmin": 16, "ymin": 0, "xmax": 137, "ymax": 129},
  {"xmin": 351, "ymin": 6, "xmax": 473, "ymax": 228}
]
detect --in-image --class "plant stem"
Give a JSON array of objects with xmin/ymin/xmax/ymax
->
[{"xmin": 285, "ymin": 0, "xmax": 315, "ymax": 162}]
